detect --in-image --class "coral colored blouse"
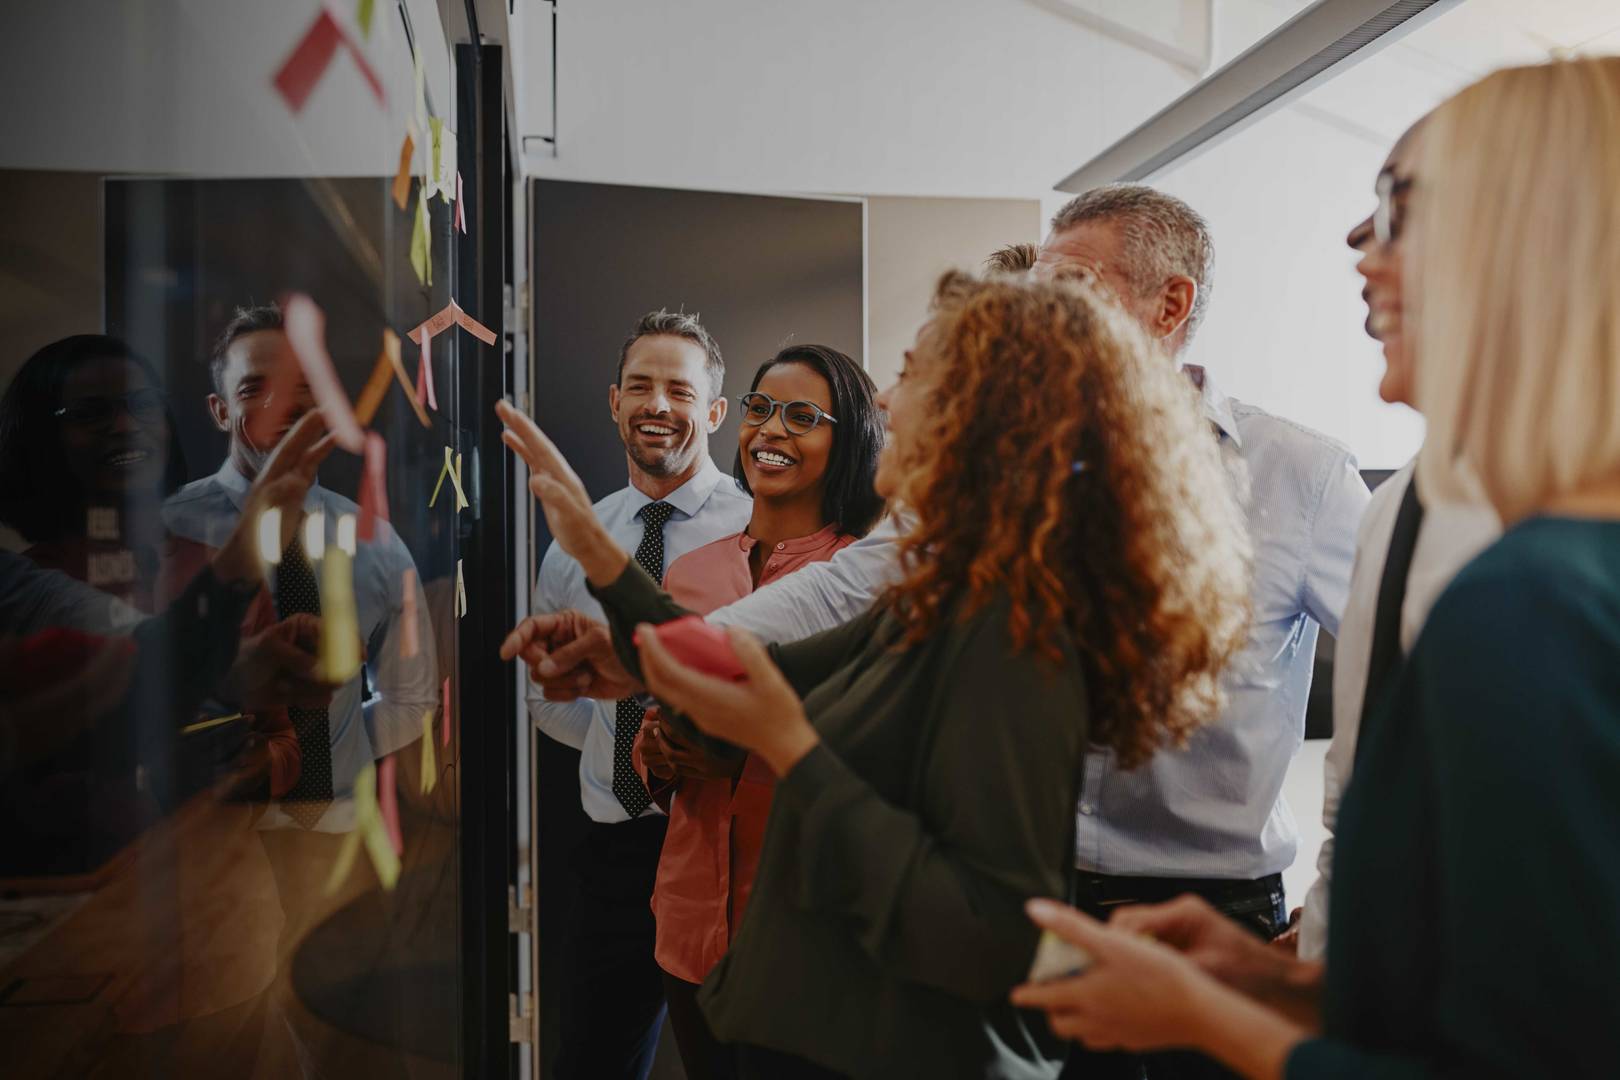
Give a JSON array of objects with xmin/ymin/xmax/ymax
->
[{"xmin": 634, "ymin": 522, "xmax": 856, "ymax": 984}]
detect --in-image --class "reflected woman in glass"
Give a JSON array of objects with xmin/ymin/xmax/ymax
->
[{"xmin": 500, "ymin": 271, "xmax": 1252, "ymax": 1079}]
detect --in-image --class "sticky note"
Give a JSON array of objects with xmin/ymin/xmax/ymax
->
[
  {"xmin": 391, "ymin": 131, "xmax": 414, "ymax": 212},
  {"xmin": 324, "ymin": 762, "xmax": 398, "ymax": 895},
  {"xmin": 284, "ymin": 293, "xmax": 365, "ymax": 453},
  {"xmin": 272, "ymin": 10, "xmax": 342, "ymax": 113},
  {"xmin": 429, "ymin": 446, "xmax": 469, "ymax": 510},
  {"xmin": 303, "ymin": 510, "xmax": 326, "ymax": 560},
  {"xmin": 377, "ymin": 754, "xmax": 403, "ymax": 856},
  {"xmin": 455, "ymin": 305, "xmax": 497, "ymax": 346},
  {"xmin": 434, "ymin": 124, "xmax": 457, "ymax": 204},
  {"xmin": 455, "ymin": 558, "xmax": 467, "ymax": 619},
  {"xmin": 181, "ymin": 713, "xmax": 242, "ymax": 736},
  {"xmin": 336, "ymin": 512, "xmax": 356, "ymax": 556},
  {"xmin": 87, "ymin": 506, "xmax": 118, "ymax": 541},
  {"xmin": 87, "ymin": 550, "xmax": 136, "ymax": 587},
  {"xmin": 353, "ymin": 341, "xmax": 395, "ymax": 427},
  {"xmin": 272, "ymin": 9, "xmax": 385, "ymax": 114},
  {"xmin": 420, "ymin": 708, "xmax": 437, "ymax": 793},
  {"xmin": 258, "ymin": 507, "xmax": 283, "ymax": 565},
  {"xmin": 455, "ymin": 172, "xmax": 466, "ymax": 234},
  {"xmin": 357, "ymin": 0, "xmax": 376, "ymax": 38},
  {"xmin": 415, "ymin": 332, "xmax": 437, "ymax": 412},
  {"xmin": 410, "ymin": 187, "xmax": 432, "ymax": 287},
  {"xmin": 427, "ymin": 117, "xmax": 444, "ymax": 200},
  {"xmin": 400, "ymin": 568, "xmax": 420, "ymax": 658},
  {"xmin": 371, "ymin": 329, "xmax": 430, "ymax": 428},
  {"xmin": 357, "ymin": 433, "xmax": 390, "ymax": 542},
  {"xmin": 318, "ymin": 545, "xmax": 362, "ymax": 683},
  {"xmin": 441, "ymin": 675, "xmax": 452, "ymax": 748},
  {"xmin": 409, "ymin": 303, "xmax": 459, "ymax": 344}
]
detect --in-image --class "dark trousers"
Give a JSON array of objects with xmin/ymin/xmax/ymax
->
[
  {"xmin": 554, "ymin": 815, "xmax": 669, "ymax": 1080},
  {"xmin": 664, "ymin": 971, "xmax": 737, "ymax": 1080},
  {"xmin": 1058, "ymin": 872, "xmax": 1286, "ymax": 1080},
  {"xmin": 736, "ymin": 1044, "xmax": 848, "ymax": 1080}
]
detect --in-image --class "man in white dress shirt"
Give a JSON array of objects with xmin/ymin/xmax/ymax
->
[
  {"xmin": 528, "ymin": 310, "xmax": 750, "ymax": 1080},
  {"xmin": 1295, "ymin": 124, "xmax": 1499, "ymax": 961}
]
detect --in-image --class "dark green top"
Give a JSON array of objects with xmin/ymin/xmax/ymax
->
[
  {"xmin": 1289, "ymin": 517, "xmax": 1620, "ymax": 1079},
  {"xmin": 593, "ymin": 562, "xmax": 1089, "ymax": 1079}
]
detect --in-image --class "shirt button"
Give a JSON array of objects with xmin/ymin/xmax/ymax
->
[
  {"xmin": 1080, "ymin": 804, "xmax": 1095, "ymax": 816},
  {"xmin": 776, "ymin": 543, "xmax": 785, "ymax": 550}
]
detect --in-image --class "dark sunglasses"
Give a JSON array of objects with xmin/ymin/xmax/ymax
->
[
  {"xmin": 738, "ymin": 392, "xmax": 837, "ymax": 435},
  {"xmin": 55, "ymin": 387, "xmax": 169, "ymax": 427}
]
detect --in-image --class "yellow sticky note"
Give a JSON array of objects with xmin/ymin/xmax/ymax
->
[
  {"xmin": 456, "ymin": 558, "xmax": 467, "ymax": 618},
  {"xmin": 429, "ymin": 445, "xmax": 469, "ymax": 510},
  {"xmin": 357, "ymin": 0, "xmax": 375, "ymax": 38},
  {"xmin": 319, "ymin": 545, "xmax": 362, "ymax": 683},
  {"xmin": 411, "ymin": 187, "xmax": 432, "ymax": 287},
  {"xmin": 420, "ymin": 708, "xmax": 437, "ymax": 794}
]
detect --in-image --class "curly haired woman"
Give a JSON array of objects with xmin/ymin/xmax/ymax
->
[{"xmin": 496, "ymin": 271, "xmax": 1252, "ymax": 1079}]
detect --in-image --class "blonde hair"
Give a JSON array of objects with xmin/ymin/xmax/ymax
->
[{"xmin": 1410, "ymin": 57, "xmax": 1620, "ymax": 521}]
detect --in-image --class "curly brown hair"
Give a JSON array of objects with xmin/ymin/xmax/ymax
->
[{"xmin": 883, "ymin": 271, "xmax": 1251, "ymax": 768}]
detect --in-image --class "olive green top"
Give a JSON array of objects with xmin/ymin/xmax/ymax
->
[{"xmin": 593, "ymin": 561, "xmax": 1089, "ymax": 1079}]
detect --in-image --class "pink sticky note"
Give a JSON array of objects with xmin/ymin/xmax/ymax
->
[
  {"xmin": 377, "ymin": 754, "xmax": 403, "ymax": 856},
  {"xmin": 455, "ymin": 172, "xmax": 466, "ymax": 234},
  {"xmin": 441, "ymin": 676, "xmax": 451, "ymax": 748},
  {"xmin": 647, "ymin": 616, "xmax": 748, "ymax": 681},
  {"xmin": 456, "ymin": 306, "xmax": 497, "ymax": 346},
  {"xmin": 409, "ymin": 304, "xmax": 460, "ymax": 344},
  {"xmin": 415, "ymin": 330, "xmax": 438, "ymax": 411},
  {"xmin": 400, "ymin": 568, "xmax": 420, "ymax": 658},
  {"xmin": 284, "ymin": 293, "xmax": 365, "ymax": 453},
  {"xmin": 358, "ymin": 432, "xmax": 390, "ymax": 541}
]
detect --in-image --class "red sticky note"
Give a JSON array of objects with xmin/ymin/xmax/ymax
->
[
  {"xmin": 455, "ymin": 172, "xmax": 466, "ymax": 234},
  {"xmin": 272, "ymin": 10, "xmax": 343, "ymax": 114},
  {"xmin": 377, "ymin": 755, "xmax": 403, "ymax": 856},
  {"xmin": 400, "ymin": 568, "xmax": 420, "ymax": 659},
  {"xmin": 647, "ymin": 616, "xmax": 748, "ymax": 681},
  {"xmin": 441, "ymin": 676, "xmax": 452, "ymax": 748},
  {"xmin": 284, "ymin": 293, "xmax": 365, "ymax": 453},
  {"xmin": 415, "ymin": 330, "xmax": 437, "ymax": 411},
  {"xmin": 357, "ymin": 432, "xmax": 390, "ymax": 541}
]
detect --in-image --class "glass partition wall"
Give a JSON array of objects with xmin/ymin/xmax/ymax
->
[{"xmin": 0, "ymin": 4, "xmax": 516, "ymax": 1077}]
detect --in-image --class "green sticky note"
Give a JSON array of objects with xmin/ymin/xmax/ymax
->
[
  {"xmin": 357, "ymin": 0, "xmax": 375, "ymax": 37},
  {"xmin": 411, "ymin": 188, "xmax": 431, "ymax": 287},
  {"xmin": 429, "ymin": 116, "xmax": 444, "ymax": 194}
]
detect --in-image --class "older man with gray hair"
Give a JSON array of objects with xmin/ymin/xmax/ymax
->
[
  {"xmin": 505, "ymin": 186, "xmax": 1368, "ymax": 1078},
  {"xmin": 1034, "ymin": 185, "xmax": 1368, "ymax": 1080}
]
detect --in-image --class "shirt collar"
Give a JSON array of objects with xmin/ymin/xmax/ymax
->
[
  {"xmin": 736, "ymin": 522, "xmax": 845, "ymax": 556},
  {"xmin": 624, "ymin": 457, "xmax": 726, "ymax": 521},
  {"xmin": 1184, "ymin": 364, "xmax": 1243, "ymax": 449},
  {"xmin": 213, "ymin": 457, "xmax": 324, "ymax": 513}
]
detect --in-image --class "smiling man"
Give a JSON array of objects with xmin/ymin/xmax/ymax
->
[{"xmin": 528, "ymin": 308, "xmax": 750, "ymax": 1080}]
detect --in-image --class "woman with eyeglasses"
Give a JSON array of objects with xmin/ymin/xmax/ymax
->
[
  {"xmin": 498, "ymin": 271, "xmax": 1250, "ymax": 1078},
  {"xmin": 628, "ymin": 343, "xmax": 883, "ymax": 1079}
]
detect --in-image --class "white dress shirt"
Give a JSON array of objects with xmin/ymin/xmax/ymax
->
[
  {"xmin": 164, "ymin": 459, "xmax": 438, "ymax": 832},
  {"xmin": 528, "ymin": 458, "xmax": 752, "ymax": 824},
  {"xmin": 710, "ymin": 374, "xmax": 1369, "ymax": 882},
  {"xmin": 1296, "ymin": 458, "xmax": 1499, "ymax": 959}
]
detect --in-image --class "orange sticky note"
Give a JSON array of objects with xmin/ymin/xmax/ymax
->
[
  {"xmin": 378, "ymin": 754, "xmax": 403, "ymax": 856},
  {"xmin": 441, "ymin": 676, "xmax": 452, "ymax": 748},
  {"xmin": 409, "ymin": 303, "xmax": 460, "ymax": 344},
  {"xmin": 391, "ymin": 132, "xmax": 414, "ymax": 211},
  {"xmin": 400, "ymin": 568, "xmax": 420, "ymax": 659},
  {"xmin": 284, "ymin": 293, "xmax": 364, "ymax": 454},
  {"xmin": 353, "ymin": 342, "xmax": 394, "ymax": 427},
  {"xmin": 376, "ymin": 329, "xmax": 430, "ymax": 428},
  {"xmin": 357, "ymin": 432, "xmax": 390, "ymax": 542},
  {"xmin": 456, "ymin": 306, "xmax": 497, "ymax": 346}
]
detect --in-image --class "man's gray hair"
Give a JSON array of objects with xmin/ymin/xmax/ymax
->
[
  {"xmin": 1050, "ymin": 184, "xmax": 1215, "ymax": 344},
  {"xmin": 616, "ymin": 308, "xmax": 725, "ymax": 402}
]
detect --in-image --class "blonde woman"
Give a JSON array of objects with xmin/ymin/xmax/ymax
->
[
  {"xmin": 499, "ymin": 272, "xmax": 1250, "ymax": 1079},
  {"xmin": 1012, "ymin": 56, "xmax": 1620, "ymax": 1079}
]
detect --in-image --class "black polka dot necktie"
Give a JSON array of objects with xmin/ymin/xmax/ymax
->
[
  {"xmin": 275, "ymin": 532, "xmax": 333, "ymax": 829},
  {"xmin": 612, "ymin": 501, "xmax": 675, "ymax": 819}
]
